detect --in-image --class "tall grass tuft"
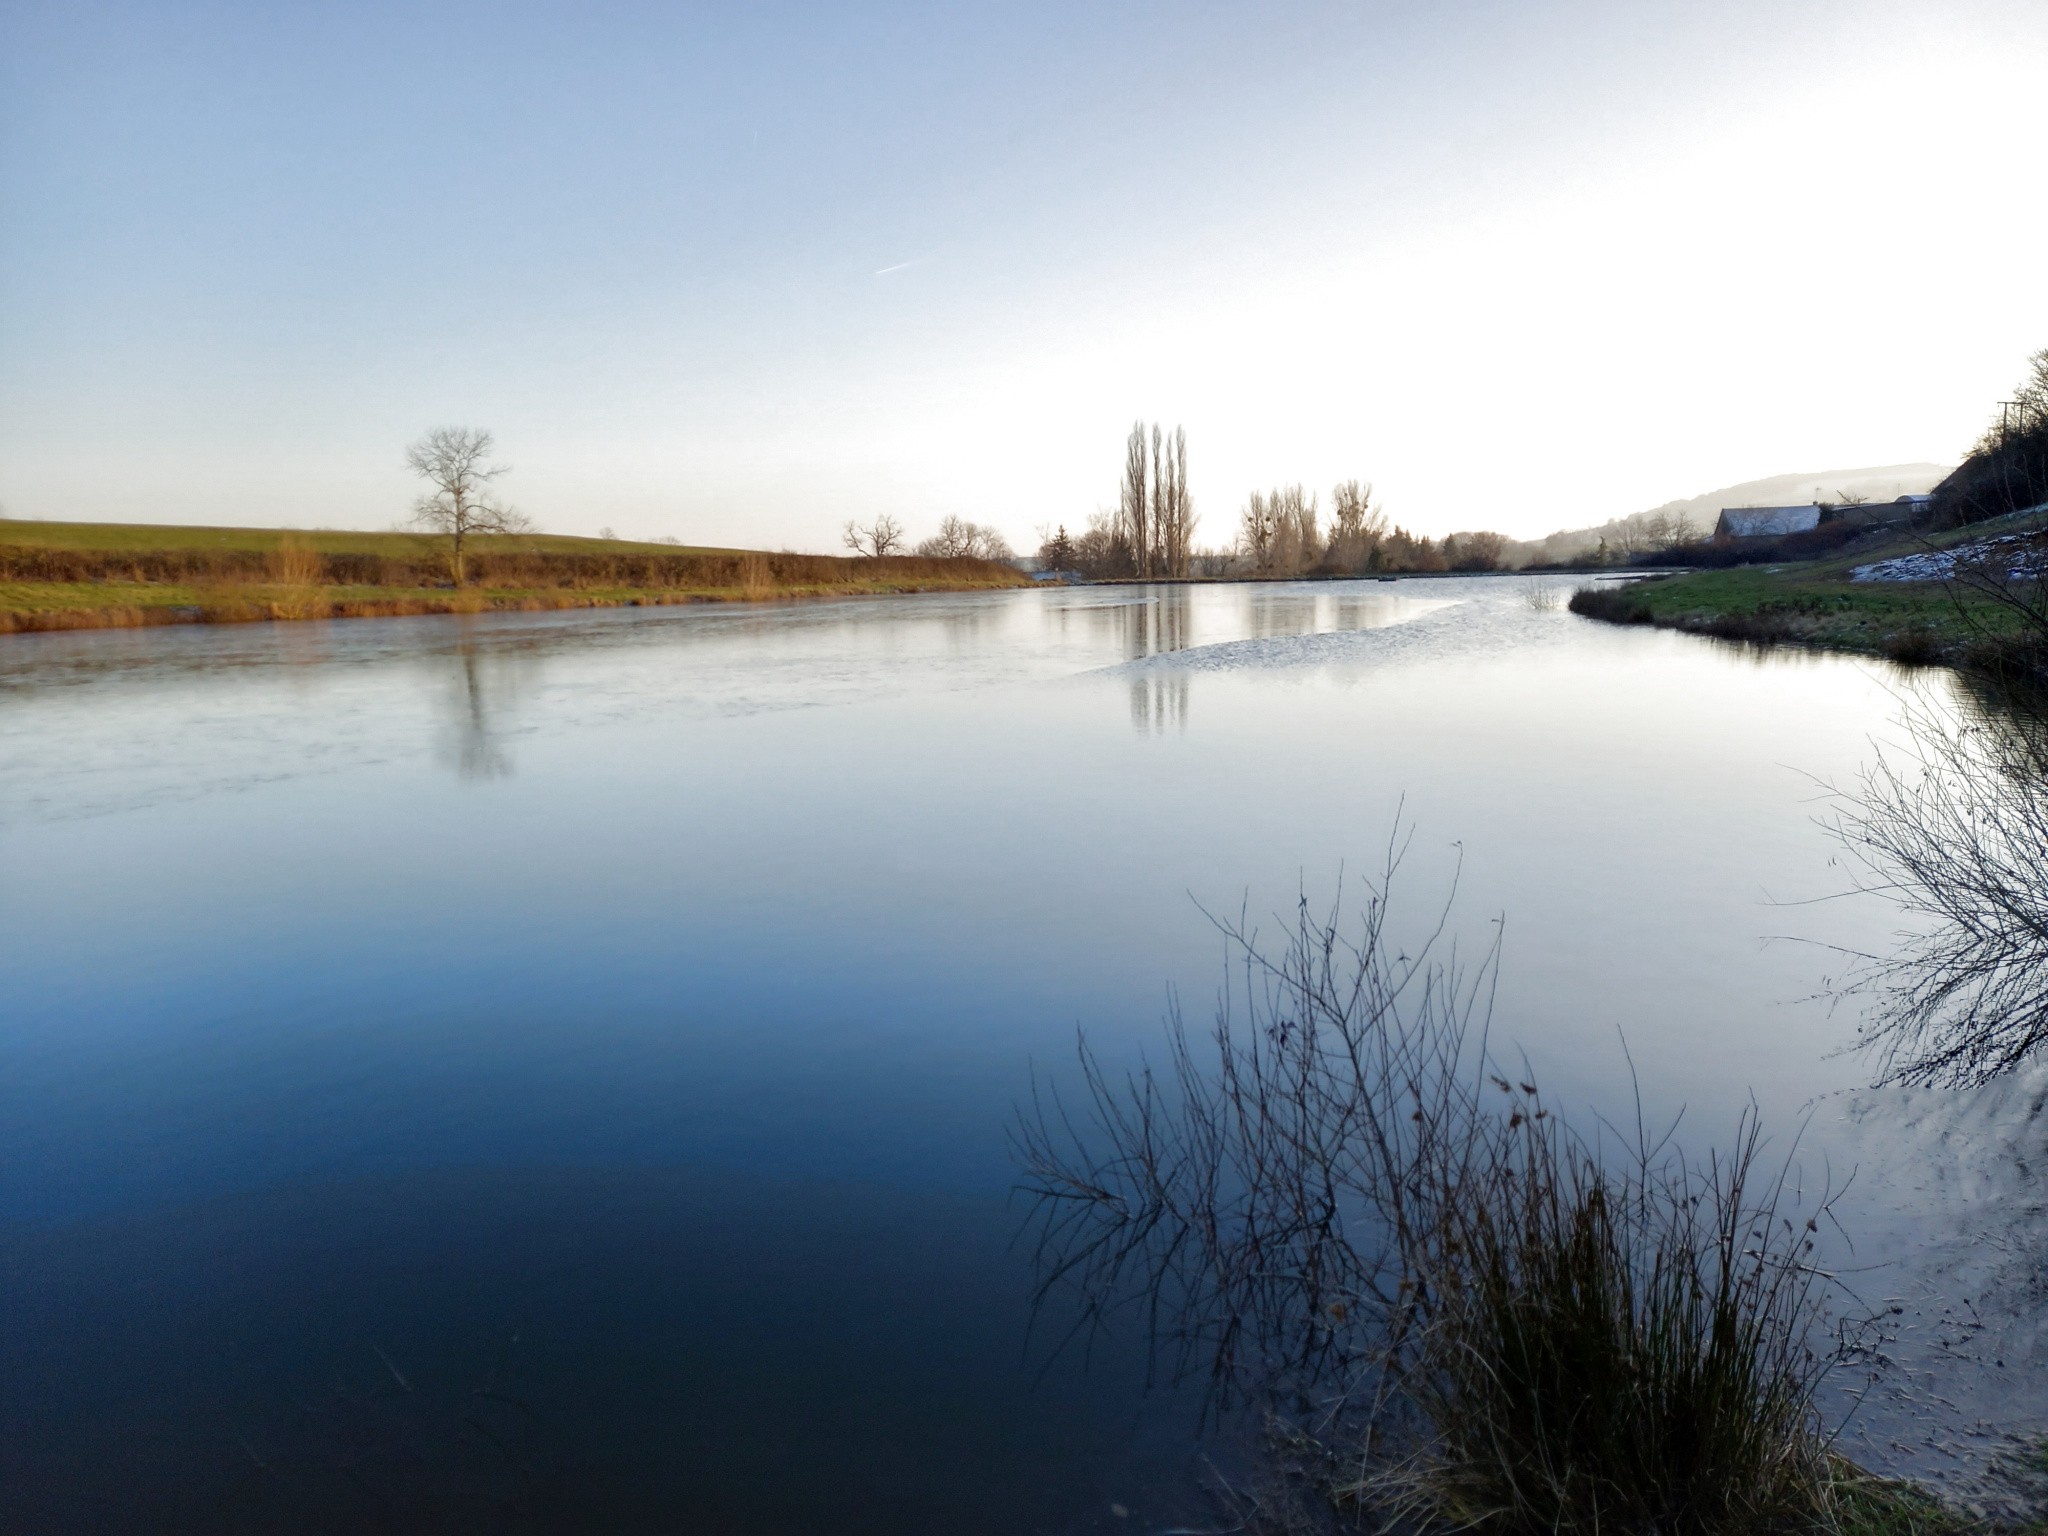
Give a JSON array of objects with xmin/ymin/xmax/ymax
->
[
  {"xmin": 1017, "ymin": 852, "xmax": 1868, "ymax": 1535},
  {"xmin": 268, "ymin": 535, "xmax": 327, "ymax": 620},
  {"xmin": 1375, "ymin": 1104, "xmax": 1841, "ymax": 1534},
  {"xmin": 739, "ymin": 552, "xmax": 775, "ymax": 601},
  {"xmin": 269, "ymin": 535, "xmax": 324, "ymax": 587}
]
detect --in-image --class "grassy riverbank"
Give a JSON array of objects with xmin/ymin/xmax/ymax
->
[
  {"xmin": 1567, "ymin": 511, "xmax": 2048, "ymax": 667},
  {"xmin": 0, "ymin": 520, "xmax": 1031, "ymax": 634}
]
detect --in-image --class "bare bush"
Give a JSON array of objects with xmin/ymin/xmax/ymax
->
[{"xmin": 1018, "ymin": 855, "xmax": 1855, "ymax": 1534}]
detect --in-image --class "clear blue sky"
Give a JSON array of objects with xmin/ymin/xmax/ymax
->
[{"xmin": 5, "ymin": 0, "xmax": 2045, "ymax": 547}]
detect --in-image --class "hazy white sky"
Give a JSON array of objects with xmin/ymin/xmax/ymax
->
[{"xmin": 4, "ymin": 0, "xmax": 2046, "ymax": 548}]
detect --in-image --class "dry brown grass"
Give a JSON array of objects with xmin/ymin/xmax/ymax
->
[
  {"xmin": 267, "ymin": 537, "xmax": 328, "ymax": 620},
  {"xmin": 0, "ymin": 536, "xmax": 1029, "ymax": 637},
  {"xmin": 268, "ymin": 536, "xmax": 323, "ymax": 586},
  {"xmin": 0, "ymin": 538, "xmax": 1025, "ymax": 593},
  {"xmin": 739, "ymin": 552, "xmax": 775, "ymax": 601}
]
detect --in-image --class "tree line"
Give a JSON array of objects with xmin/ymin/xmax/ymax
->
[
  {"xmin": 1034, "ymin": 427, "xmax": 1524, "ymax": 577},
  {"xmin": 1037, "ymin": 422, "xmax": 1197, "ymax": 578},
  {"xmin": 1235, "ymin": 481, "xmax": 1511, "ymax": 575},
  {"xmin": 841, "ymin": 513, "xmax": 1014, "ymax": 562}
]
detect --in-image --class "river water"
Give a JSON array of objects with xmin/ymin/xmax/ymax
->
[{"xmin": 0, "ymin": 577, "xmax": 2040, "ymax": 1531}]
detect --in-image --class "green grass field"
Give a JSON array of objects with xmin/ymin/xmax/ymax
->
[
  {"xmin": 1572, "ymin": 510, "xmax": 2048, "ymax": 663},
  {"xmin": 1610, "ymin": 565, "xmax": 2006, "ymax": 645}
]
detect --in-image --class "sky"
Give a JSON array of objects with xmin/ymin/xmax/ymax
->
[{"xmin": 4, "ymin": 0, "xmax": 2047, "ymax": 550}]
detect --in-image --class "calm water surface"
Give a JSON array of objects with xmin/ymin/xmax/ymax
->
[{"xmin": 1, "ymin": 578, "xmax": 2040, "ymax": 1530}]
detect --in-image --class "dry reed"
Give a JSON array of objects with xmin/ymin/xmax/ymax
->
[
  {"xmin": 739, "ymin": 552, "xmax": 775, "ymax": 601},
  {"xmin": 0, "ymin": 541, "xmax": 1026, "ymax": 594},
  {"xmin": 0, "ymin": 543, "xmax": 1028, "ymax": 637},
  {"xmin": 1018, "ymin": 849, "xmax": 1877, "ymax": 1535},
  {"xmin": 268, "ymin": 536, "xmax": 328, "ymax": 620}
]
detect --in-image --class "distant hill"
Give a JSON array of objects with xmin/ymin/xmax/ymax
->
[
  {"xmin": 1628, "ymin": 464, "xmax": 1951, "ymax": 525},
  {"xmin": 1514, "ymin": 463, "xmax": 1951, "ymax": 564}
]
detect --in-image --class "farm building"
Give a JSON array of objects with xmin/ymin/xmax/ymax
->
[
  {"xmin": 1713, "ymin": 495, "xmax": 1932, "ymax": 541},
  {"xmin": 1713, "ymin": 504, "xmax": 1823, "ymax": 540}
]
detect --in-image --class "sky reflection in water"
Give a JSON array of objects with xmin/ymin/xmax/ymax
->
[{"xmin": 0, "ymin": 578, "xmax": 2037, "ymax": 1529}]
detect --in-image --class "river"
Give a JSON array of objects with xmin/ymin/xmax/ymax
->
[{"xmin": 0, "ymin": 577, "xmax": 2039, "ymax": 1531}]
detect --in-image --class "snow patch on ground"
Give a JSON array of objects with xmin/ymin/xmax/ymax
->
[{"xmin": 1852, "ymin": 532, "xmax": 2048, "ymax": 584}]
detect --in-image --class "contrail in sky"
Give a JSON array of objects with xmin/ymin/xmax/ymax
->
[{"xmin": 874, "ymin": 260, "xmax": 916, "ymax": 276}]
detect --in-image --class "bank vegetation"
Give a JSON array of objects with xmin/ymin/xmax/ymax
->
[
  {"xmin": 1018, "ymin": 862, "xmax": 1975, "ymax": 1535},
  {"xmin": 0, "ymin": 521, "xmax": 1029, "ymax": 636}
]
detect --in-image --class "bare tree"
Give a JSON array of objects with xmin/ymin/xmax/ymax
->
[
  {"xmin": 916, "ymin": 515, "xmax": 1015, "ymax": 561},
  {"xmin": 1149, "ymin": 424, "xmax": 1166, "ymax": 577},
  {"xmin": 1935, "ymin": 346, "xmax": 2048, "ymax": 526},
  {"xmin": 1630, "ymin": 510, "xmax": 1703, "ymax": 553},
  {"xmin": 1162, "ymin": 426, "xmax": 1193, "ymax": 578},
  {"xmin": 842, "ymin": 514, "xmax": 905, "ymax": 558},
  {"xmin": 916, "ymin": 515, "xmax": 979, "ymax": 558},
  {"xmin": 1121, "ymin": 423, "xmax": 1150, "ymax": 579},
  {"xmin": 1446, "ymin": 530, "xmax": 1509, "ymax": 571},
  {"xmin": 2014, "ymin": 347, "xmax": 2048, "ymax": 434},
  {"xmin": 405, "ymin": 427, "xmax": 530, "ymax": 585},
  {"xmin": 1239, "ymin": 491, "xmax": 1279, "ymax": 572},
  {"xmin": 1072, "ymin": 509, "xmax": 1133, "ymax": 579},
  {"xmin": 1110, "ymin": 421, "xmax": 1196, "ymax": 579},
  {"xmin": 1247, "ymin": 484, "xmax": 1318, "ymax": 575},
  {"xmin": 1329, "ymin": 480, "xmax": 1386, "ymax": 573}
]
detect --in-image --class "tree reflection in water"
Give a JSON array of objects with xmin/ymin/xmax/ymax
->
[
  {"xmin": 1092, "ymin": 584, "xmax": 1193, "ymax": 662},
  {"xmin": 435, "ymin": 630, "xmax": 541, "ymax": 781},
  {"xmin": 1832, "ymin": 676, "xmax": 2048, "ymax": 1086},
  {"xmin": 1242, "ymin": 585, "xmax": 1322, "ymax": 640},
  {"xmin": 1100, "ymin": 587, "xmax": 1193, "ymax": 735},
  {"xmin": 1822, "ymin": 673, "xmax": 2048, "ymax": 1516}
]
